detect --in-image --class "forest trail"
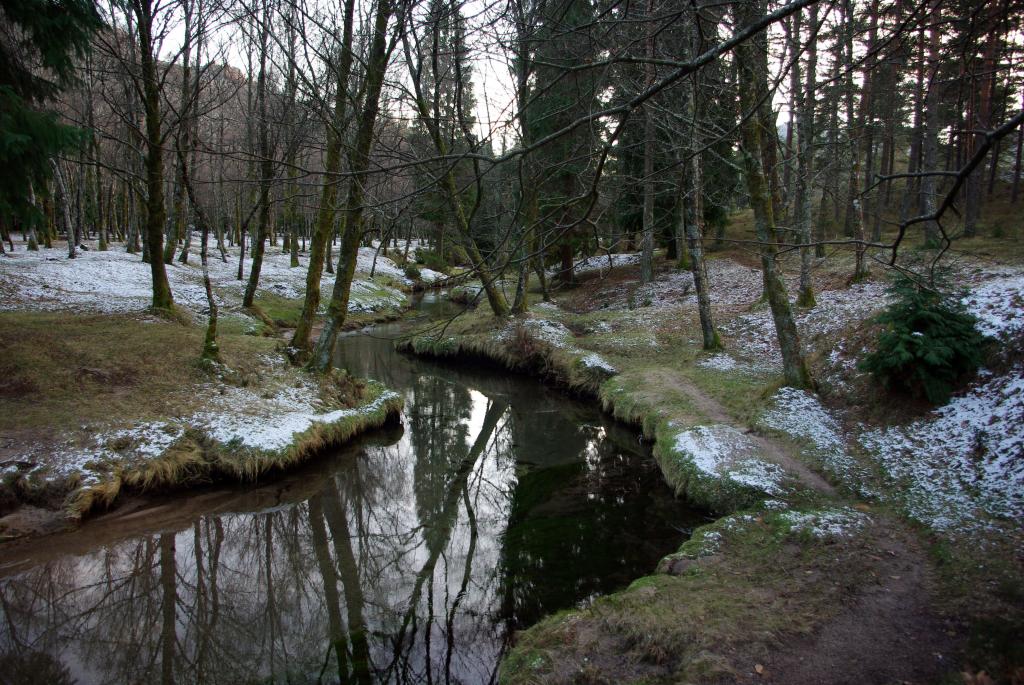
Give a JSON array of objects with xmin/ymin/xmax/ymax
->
[
  {"xmin": 612, "ymin": 370, "xmax": 959, "ymax": 685},
  {"xmin": 634, "ymin": 366, "xmax": 836, "ymax": 496},
  {"xmin": 744, "ymin": 522, "xmax": 958, "ymax": 685}
]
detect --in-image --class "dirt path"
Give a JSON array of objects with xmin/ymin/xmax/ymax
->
[
  {"xmin": 637, "ymin": 367, "xmax": 836, "ymax": 496},
  {"xmin": 629, "ymin": 367, "xmax": 961, "ymax": 684},
  {"xmin": 742, "ymin": 522, "xmax": 959, "ymax": 685}
]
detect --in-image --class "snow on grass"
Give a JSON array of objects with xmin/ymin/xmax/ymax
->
[
  {"xmin": 589, "ymin": 268, "xmax": 695, "ymax": 313},
  {"xmin": 579, "ymin": 352, "xmax": 617, "ymax": 375},
  {"xmin": 418, "ymin": 267, "xmax": 446, "ymax": 284},
  {"xmin": 560, "ymin": 252, "xmax": 640, "ymax": 277},
  {"xmin": 858, "ymin": 365, "xmax": 1024, "ymax": 531},
  {"xmin": 492, "ymin": 311, "xmax": 620, "ymax": 378},
  {"xmin": 777, "ymin": 507, "xmax": 870, "ymax": 539},
  {"xmin": 0, "ymin": 247, "xmax": 215, "ymax": 313},
  {"xmin": 27, "ymin": 421, "xmax": 186, "ymax": 486},
  {"xmin": 356, "ymin": 247, "xmax": 414, "ymax": 286},
  {"xmin": 672, "ymin": 424, "xmax": 788, "ymax": 496},
  {"xmin": 697, "ymin": 353, "xmax": 743, "ymax": 372},
  {"xmin": 707, "ymin": 259, "xmax": 766, "ymax": 306},
  {"xmin": 720, "ymin": 280, "xmax": 889, "ymax": 366},
  {"xmin": 193, "ymin": 381, "xmax": 400, "ymax": 451},
  {"xmin": 0, "ymin": 242, "xmax": 408, "ymax": 316},
  {"xmin": 696, "ymin": 352, "xmax": 771, "ymax": 375},
  {"xmin": 963, "ymin": 272, "xmax": 1024, "ymax": 340},
  {"xmin": 492, "ymin": 316, "xmax": 574, "ymax": 347},
  {"xmin": 628, "ymin": 271, "xmax": 694, "ymax": 310},
  {"xmin": 759, "ymin": 388, "xmax": 876, "ymax": 496},
  {"xmin": 14, "ymin": 371, "xmax": 400, "ymax": 489}
]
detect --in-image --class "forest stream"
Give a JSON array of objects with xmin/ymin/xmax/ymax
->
[{"xmin": 0, "ymin": 293, "xmax": 706, "ymax": 684}]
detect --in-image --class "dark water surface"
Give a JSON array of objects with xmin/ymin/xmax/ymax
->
[{"xmin": 0, "ymin": 294, "xmax": 704, "ymax": 684}]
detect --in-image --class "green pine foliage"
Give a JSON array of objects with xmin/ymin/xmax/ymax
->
[
  {"xmin": 860, "ymin": 276, "xmax": 987, "ymax": 405},
  {"xmin": 0, "ymin": 0, "xmax": 102, "ymax": 225}
]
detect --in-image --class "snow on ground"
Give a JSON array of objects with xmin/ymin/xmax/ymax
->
[
  {"xmin": 720, "ymin": 280, "xmax": 889, "ymax": 367},
  {"xmin": 778, "ymin": 507, "xmax": 870, "ymax": 539},
  {"xmin": 963, "ymin": 272, "xmax": 1024, "ymax": 339},
  {"xmin": 696, "ymin": 352, "xmax": 771, "ymax": 375},
  {"xmin": 759, "ymin": 388, "xmax": 876, "ymax": 496},
  {"xmin": 562, "ymin": 252, "xmax": 641, "ymax": 277},
  {"xmin": 859, "ymin": 366, "xmax": 1024, "ymax": 531},
  {"xmin": 706, "ymin": 259, "xmax": 768, "ymax": 306},
  {"xmin": 671, "ymin": 424, "xmax": 789, "ymax": 496},
  {"xmin": 579, "ymin": 352, "xmax": 617, "ymax": 375},
  {"xmin": 608, "ymin": 270, "xmax": 695, "ymax": 311},
  {"xmin": 0, "ymin": 241, "xmax": 409, "ymax": 316},
  {"xmin": 493, "ymin": 314, "xmax": 619, "ymax": 376},
  {"xmin": 192, "ymin": 381, "xmax": 400, "ymax": 451},
  {"xmin": 12, "ymin": 370, "xmax": 399, "ymax": 488}
]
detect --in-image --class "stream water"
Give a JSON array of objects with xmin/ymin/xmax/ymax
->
[{"xmin": 0, "ymin": 294, "xmax": 704, "ymax": 684}]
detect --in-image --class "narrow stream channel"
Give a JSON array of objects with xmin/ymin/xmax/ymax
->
[{"xmin": 0, "ymin": 294, "xmax": 705, "ymax": 684}]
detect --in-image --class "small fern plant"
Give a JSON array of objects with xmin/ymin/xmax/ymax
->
[{"xmin": 860, "ymin": 276, "xmax": 987, "ymax": 405}]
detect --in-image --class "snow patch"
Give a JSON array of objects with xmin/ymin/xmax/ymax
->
[
  {"xmin": 672, "ymin": 424, "xmax": 788, "ymax": 496},
  {"xmin": 193, "ymin": 384, "xmax": 400, "ymax": 451},
  {"xmin": 579, "ymin": 353, "xmax": 617, "ymax": 375},
  {"xmin": 778, "ymin": 508, "xmax": 870, "ymax": 539},
  {"xmin": 0, "ymin": 244, "xmax": 408, "ymax": 316},
  {"xmin": 759, "ymin": 388, "xmax": 877, "ymax": 497},
  {"xmin": 859, "ymin": 365, "xmax": 1024, "ymax": 530},
  {"xmin": 962, "ymin": 273, "xmax": 1024, "ymax": 340}
]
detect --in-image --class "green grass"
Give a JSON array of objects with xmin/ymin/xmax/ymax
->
[{"xmin": 254, "ymin": 291, "xmax": 304, "ymax": 327}]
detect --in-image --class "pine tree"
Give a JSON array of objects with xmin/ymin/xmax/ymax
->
[{"xmin": 0, "ymin": 0, "xmax": 101, "ymax": 230}]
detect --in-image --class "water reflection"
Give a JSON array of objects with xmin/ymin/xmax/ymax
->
[{"xmin": 0, "ymin": 314, "xmax": 703, "ymax": 684}]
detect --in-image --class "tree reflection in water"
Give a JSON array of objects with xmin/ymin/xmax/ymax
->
[{"xmin": 0, "ymin": 324, "xmax": 702, "ymax": 684}]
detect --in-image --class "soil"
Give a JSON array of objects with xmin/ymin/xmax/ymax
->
[{"xmin": 742, "ymin": 524, "xmax": 961, "ymax": 685}]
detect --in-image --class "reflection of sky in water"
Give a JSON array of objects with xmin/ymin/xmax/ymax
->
[{"xmin": 0, "ymin": 323, "xmax": 701, "ymax": 684}]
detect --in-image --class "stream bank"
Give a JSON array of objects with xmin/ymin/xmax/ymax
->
[
  {"xmin": 0, "ymin": 298, "xmax": 705, "ymax": 684},
  {"xmin": 400, "ymin": 256, "xmax": 1024, "ymax": 684}
]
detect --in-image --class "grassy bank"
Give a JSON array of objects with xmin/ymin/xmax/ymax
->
[
  {"xmin": 0, "ymin": 310, "xmax": 403, "ymax": 534},
  {"xmin": 399, "ymin": 256, "xmax": 1024, "ymax": 684}
]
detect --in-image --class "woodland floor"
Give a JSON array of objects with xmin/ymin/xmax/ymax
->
[{"xmin": 0, "ymin": 238, "xmax": 416, "ymax": 532}]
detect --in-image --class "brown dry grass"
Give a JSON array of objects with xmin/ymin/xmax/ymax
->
[{"xmin": 0, "ymin": 311, "xmax": 277, "ymax": 432}]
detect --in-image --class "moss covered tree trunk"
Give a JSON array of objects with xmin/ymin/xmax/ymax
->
[
  {"xmin": 680, "ymin": 55, "xmax": 720, "ymax": 350},
  {"xmin": 736, "ymin": 0, "xmax": 812, "ymax": 389},
  {"xmin": 136, "ymin": 0, "xmax": 173, "ymax": 309},
  {"xmin": 291, "ymin": 0, "xmax": 356, "ymax": 353},
  {"xmin": 309, "ymin": 0, "xmax": 395, "ymax": 373}
]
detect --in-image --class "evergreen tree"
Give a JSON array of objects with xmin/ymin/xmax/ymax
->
[{"xmin": 0, "ymin": 0, "xmax": 101, "ymax": 228}]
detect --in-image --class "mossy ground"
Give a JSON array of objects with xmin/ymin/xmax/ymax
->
[{"xmin": 499, "ymin": 508, "xmax": 889, "ymax": 685}]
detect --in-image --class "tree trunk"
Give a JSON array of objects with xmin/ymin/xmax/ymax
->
[
  {"xmin": 735, "ymin": 0, "xmax": 812, "ymax": 389},
  {"xmin": 919, "ymin": 20, "xmax": 942, "ymax": 247},
  {"xmin": 640, "ymin": 0, "xmax": 656, "ymax": 284},
  {"xmin": 309, "ymin": 0, "xmax": 395, "ymax": 372},
  {"xmin": 137, "ymin": 0, "xmax": 173, "ymax": 309},
  {"xmin": 795, "ymin": 3, "xmax": 817, "ymax": 307},
  {"xmin": 290, "ymin": 0, "xmax": 356, "ymax": 352},
  {"xmin": 243, "ymin": 0, "xmax": 274, "ymax": 311}
]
